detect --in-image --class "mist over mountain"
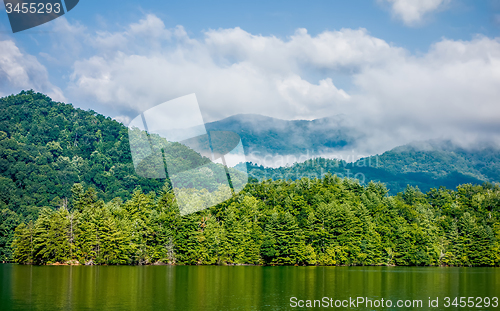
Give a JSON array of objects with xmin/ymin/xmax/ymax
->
[
  {"xmin": 204, "ymin": 113, "xmax": 500, "ymax": 194},
  {"xmin": 239, "ymin": 139, "xmax": 500, "ymax": 194},
  {"xmin": 204, "ymin": 113, "xmax": 362, "ymax": 159}
]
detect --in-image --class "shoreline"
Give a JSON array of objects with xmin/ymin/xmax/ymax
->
[{"xmin": 4, "ymin": 262, "xmax": 498, "ymax": 267}]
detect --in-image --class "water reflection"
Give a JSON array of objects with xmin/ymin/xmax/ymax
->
[{"xmin": 1, "ymin": 265, "xmax": 499, "ymax": 310}]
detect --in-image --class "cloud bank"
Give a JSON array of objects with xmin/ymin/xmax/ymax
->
[{"xmin": 65, "ymin": 15, "xmax": 404, "ymax": 123}]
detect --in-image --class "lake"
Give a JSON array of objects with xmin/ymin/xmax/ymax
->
[{"xmin": 1, "ymin": 265, "xmax": 499, "ymax": 310}]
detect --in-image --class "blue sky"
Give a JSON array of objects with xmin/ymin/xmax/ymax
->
[
  {"xmin": 1, "ymin": 0, "xmax": 500, "ymax": 154},
  {"xmin": 2, "ymin": 1, "xmax": 498, "ymax": 49}
]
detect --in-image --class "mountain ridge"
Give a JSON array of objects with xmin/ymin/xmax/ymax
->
[{"xmin": 2, "ymin": 90, "xmax": 499, "ymax": 201}]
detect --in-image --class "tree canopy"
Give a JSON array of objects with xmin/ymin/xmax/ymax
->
[{"xmin": 11, "ymin": 177, "xmax": 500, "ymax": 267}]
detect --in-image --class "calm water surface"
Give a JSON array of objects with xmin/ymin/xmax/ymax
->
[{"xmin": 1, "ymin": 264, "xmax": 499, "ymax": 310}]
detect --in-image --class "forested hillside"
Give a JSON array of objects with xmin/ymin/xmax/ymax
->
[
  {"xmin": 11, "ymin": 176, "xmax": 500, "ymax": 266},
  {"xmin": 0, "ymin": 91, "xmax": 243, "ymax": 260},
  {"xmin": 207, "ymin": 115, "xmax": 500, "ymax": 194},
  {"xmin": 0, "ymin": 91, "xmax": 166, "ymax": 260},
  {"xmin": 377, "ymin": 140, "xmax": 500, "ymax": 182},
  {"xmin": 0, "ymin": 91, "xmax": 166, "ymax": 211}
]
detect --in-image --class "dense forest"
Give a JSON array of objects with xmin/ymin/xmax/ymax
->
[
  {"xmin": 11, "ymin": 177, "xmax": 500, "ymax": 266},
  {"xmin": 2, "ymin": 91, "xmax": 500, "ymax": 266}
]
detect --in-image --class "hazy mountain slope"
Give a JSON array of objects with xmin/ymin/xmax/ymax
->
[
  {"xmin": 378, "ymin": 140, "xmax": 500, "ymax": 182},
  {"xmin": 238, "ymin": 140, "xmax": 499, "ymax": 194},
  {"xmin": 204, "ymin": 114, "xmax": 360, "ymax": 155}
]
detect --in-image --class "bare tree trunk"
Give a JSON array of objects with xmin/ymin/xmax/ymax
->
[{"xmin": 166, "ymin": 236, "xmax": 176, "ymax": 264}]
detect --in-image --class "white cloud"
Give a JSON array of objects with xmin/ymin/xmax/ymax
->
[
  {"xmin": 351, "ymin": 35, "xmax": 500, "ymax": 152},
  {"xmin": 128, "ymin": 14, "xmax": 171, "ymax": 39},
  {"xmin": 277, "ymin": 76, "xmax": 350, "ymax": 115},
  {"xmin": 204, "ymin": 27, "xmax": 405, "ymax": 72},
  {"xmin": 380, "ymin": 0, "xmax": 451, "ymax": 26},
  {"xmin": 0, "ymin": 39, "xmax": 65, "ymax": 101},
  {"xmin": 58, "ymin": 14, "xmax": 500, "ymax": 154},
  {"xmin": 44, "ymin": 17, "xmax": 87, "ymax": 67}
]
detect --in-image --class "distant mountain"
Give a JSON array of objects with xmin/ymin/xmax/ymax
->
[
  {"xmin": 237, "ymin": 140, "xmax": 500, "ymax": 194},
  {"xmin": 377, "ymin": 140, "xmax": 500, "ymax": 181},
  {"xmin": 206, "ymin": 114, "xmax": 500, "ymax": 194},
  {"xmin": 205, "ymin": 114, "xmax": 361, "ymax": 156}
]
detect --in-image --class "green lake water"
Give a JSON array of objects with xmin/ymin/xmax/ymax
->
[{"xmin": 1, "ymin": 264, "xmax": 499, "ymax": 310}]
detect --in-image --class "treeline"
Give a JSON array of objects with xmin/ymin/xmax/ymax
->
[{"xmin": 11, "ymin": 175, "xmax": 500, "ymax": 266}]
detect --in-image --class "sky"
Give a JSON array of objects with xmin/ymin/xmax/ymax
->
[{"xmin": 1, "ymin": 0, "xmax": 500, "ymax": 155}]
